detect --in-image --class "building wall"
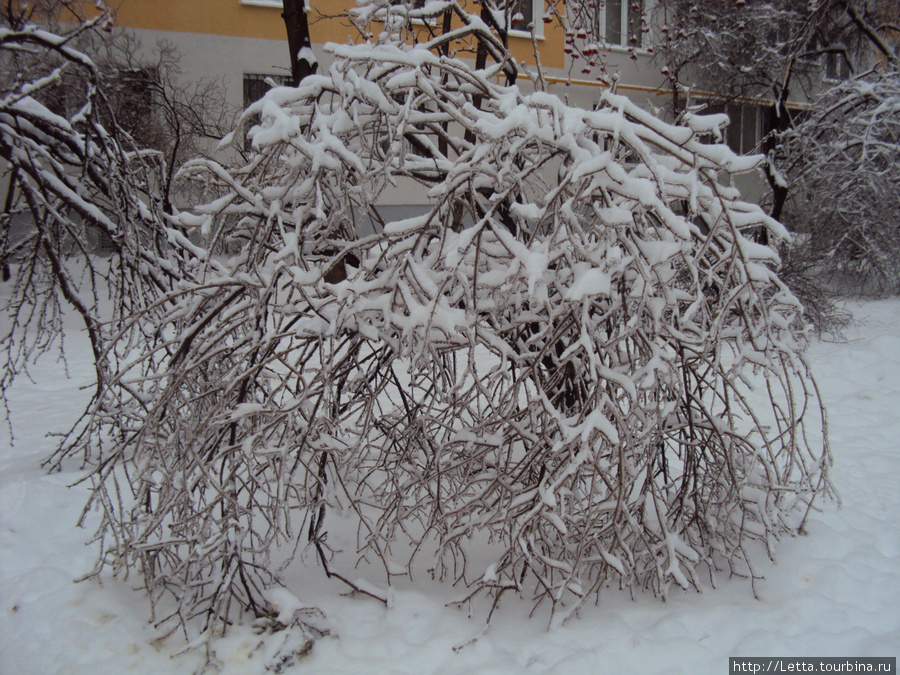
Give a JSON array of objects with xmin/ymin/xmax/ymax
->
[{"xmin": 125, "ymin": 27, "xmax": 290, "ymax": 111}]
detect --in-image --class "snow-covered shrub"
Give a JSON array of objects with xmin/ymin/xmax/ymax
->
[
  {"xmin": 63, "ymin": 0, "xmax": 832, "ymax": 638},
  {"xmin": 781, "ymin": 68, "xmax": 900, "ymax": 295}
]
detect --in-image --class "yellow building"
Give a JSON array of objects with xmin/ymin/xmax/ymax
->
[
  {"xmin": 110, "ymin": 0, "xmax": 665, "ymax": 117},
  {"xmin": 106, "ymin": 0, "xmax": 676, "ymax": 209},
  {"xmin": 99, "ymin": 0, "xmax": 856, "ymax": 208}
]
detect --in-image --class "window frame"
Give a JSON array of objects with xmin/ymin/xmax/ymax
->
[
  {"xmin": 703, "ymin": 100, "xmax": 763, "ymax": 156},
  {"xmin": 725, "ymin": 103, "xmax": 763, "ymax": 156},
  {"xmin": 597, "ymin": 0, "xmax": 643, "ymax": 50},
  {"xmin": 507, "ymin": 0, "xmax": 545, "ymax": 40},
  {"xmin": 823, "ymin": 50, "xmax": 851, "ymax": 82}
]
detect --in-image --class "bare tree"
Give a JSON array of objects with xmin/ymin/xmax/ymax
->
[
  {"xmin": 56, "ymin": 0, "xmax": 832, "ymax": 648},
  {"xmin": 0, "ymin": 10, "xmax": 172, "ymax": 439},
  {"xmin": 650, "ymin": 0, "xmax": 896, "ymax": 220},
  {"xmin": 781, "ymin": 65, "xmax": 900, "ymax": 294},
  {"xmin": 1, "ymin": 0, "xmax": 236, "ymax": 430},
  {"xmin": 1, "ymin": 0, "xmax": 97, "ymax": 31},
  {"xmin": 95, "ymin": 32, "xmax": 235, "ymax": 213}
]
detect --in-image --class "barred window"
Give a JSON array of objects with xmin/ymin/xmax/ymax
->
[
  {"xmin": 243, "ymin": 73, "xmax": 290, "ymax": 149},
  {"xmin": 243, "ymin": 73, "xmax": 289, "ymax": 109}
]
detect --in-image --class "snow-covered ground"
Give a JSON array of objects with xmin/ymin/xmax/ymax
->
[{"xmin": 2, "ymin": 299, "xmax": 898, "ymax": 674}]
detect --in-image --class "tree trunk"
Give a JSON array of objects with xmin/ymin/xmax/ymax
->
[
  {"xmin": 760, "ymin": 61, "xmax": 796, "ymax": 241},
  {"xmin": 762, "ymin": 100, "xmax": 792, "ymax": 228},
  {"xmin": 282, "ymin": 0, "xmax": 317, "ymax": 87}
]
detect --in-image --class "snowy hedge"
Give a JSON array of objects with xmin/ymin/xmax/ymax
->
[
  {"xmin": 2, "ymin": 2, "xmax": 832, "ymax": 643},
  {"xmin": 67, "ymin": 24, "xmax": 833, "ymax": 636}
]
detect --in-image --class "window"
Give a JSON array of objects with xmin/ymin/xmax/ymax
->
[
  {"xmin": 111, "ymin": 68, "xmax": 158, "ymax": 146},
  {"xmin": 243, "ymin": 73, "xmax": 290, "ymax": 149},
  {"xmin": 509, "ymin": 0, "xmax": 536, "ymax": 34},
  {"xmin": 598, "ymin": 0, "xmax": 643, "ymax": 48},
  {"xmin": 705, "ymin": 102, "xmax": 763, "ymax": 155},
  {"xmin": 387, "ymin": 0, "xmax": 441, "ymax": 27},
  {"xmin": 725, "ymin": 104, "xmax": 762, "ymax": 155},
  {"xmin": 388, "ymin": 0, "xmax": 427, "ymax": 8},
  {"xmin": 889, "ymin": 39, "xmax": 900, "ymax": 62},
  {"xmin": 766, "ymin": 20, "xmax": 797, "ymax": 58},
  {"xmin": 824, "ymin": 50, "xmax": 851, "ymax": 81},
  {"xmin": 41, "ymin": 72, "xmax": 78, "ymax": 119},
  {"xmin": 243, "ymin": 73, "xmax": 288, "ymax": 109},
  {"xmin": 44, "ymin": 66, "xmax": 159, "ymax": 145}
]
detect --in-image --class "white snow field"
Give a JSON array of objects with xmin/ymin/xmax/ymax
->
[{"xmin": 1, "ymin": 298, "xmax": 898, "ymax": 674}]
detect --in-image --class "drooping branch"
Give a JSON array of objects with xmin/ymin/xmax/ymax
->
[{"xmin": 842, "ymin": 1, "xmax": 900, "ymax": 67}]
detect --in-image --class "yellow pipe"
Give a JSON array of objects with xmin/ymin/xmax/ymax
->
[{"xmin": 535, "ymin": 74, "xmax": 812, "ymax": 109}]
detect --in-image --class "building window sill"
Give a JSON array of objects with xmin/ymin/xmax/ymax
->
[
  {"xmin": 509, "ymin": 29, "xmax": 545, "ymax": 41},
  {"xmin": 593, "ymin": 43, "xmax": 650, "ymax": 57},
  {"xmin": 240, "ymin": 0, "xmax": 282, "ymax": 8}
]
